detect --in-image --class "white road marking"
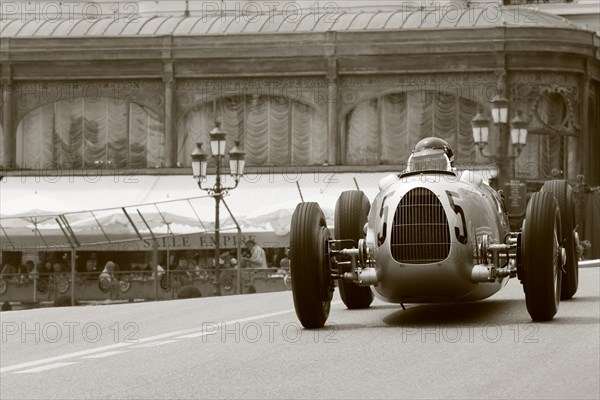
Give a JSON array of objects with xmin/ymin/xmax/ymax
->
[
  {"xmin": 13, "ymin": 362, "xmax": 78, "ymax": 374},
  {"xmin": 130, "ymin": 340, "xmax": 178, "ymax": 348},
  {"xmin": 81, "ymin": 351, "xmax": 129, "ymax": 359},
  {"xmin": 1, "ymin": 342, "xmax": 132, "ymax": 374},
  {"xmin": 176, "ymin": 331, "xmax": 220, "ymax": 339},
  {"xmin": 176, "ymin": 308, "xmax": 302, "ymax": 339},
  {"xmin": 1, "ymin": 306, "xmax": 298, "ymax": 374}
]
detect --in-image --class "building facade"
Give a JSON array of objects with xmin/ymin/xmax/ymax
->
[{"xmin": 1, "ymin": 1, "xmax": 599, "ymax": 185}]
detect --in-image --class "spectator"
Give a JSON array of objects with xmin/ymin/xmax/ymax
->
[
  {"xmin": 170, "ymin": 255, "xmax": 182, "ymax": 272},
  {"xmin": 52, "ymin": 262, "xmax": 64, "ymax": 274},
  {"xmin": 244, "ymin": 240, "xmax": 268, "ymax": 269},
  {"xmin": 85, "ymin": 253, "xmax": 98, "ymax": 276},
  {"xmin": 49, "ymin": 261, "xmax": 67, "ymax": 285},
  {"xmin": 211, "ymin": 256, "xmax": 225, "ymax": 269},
  {"xmin": 24, "ymin": 260, "xmax": 37, "ymax": 282},
  {"xmin": 220, "ymin": 251, "xmax": 238, "ymax": 269},
  {"xmin": 16, "ymin": 263, "xmax": 28, "ymax": 282},
  {"xmin": 240, "ymin": 248, "xmax": 251, "ymax": 267},
  {"xmin": 38, "ymin": 261, "xmax": 52, "ymax": 279},
  {"xmin": 149, "ymin": 263, "xmax": 165, "ymax": 280},
  {"xmin": 189, "ymin": 258, "xmax": 208, "ymax": 279},
  {"xmin": 143, "ymin": 263, "xmax": 152, "ymax": 278},
  {"xmin": 1, "ymin": 264, "xmax": 17, "ymax": 282},
  {"xmin": 113, "ymin": 262, "xmax": 122, "ymax": 279},
  {"xmin": 99, "ymin": 261, "xmax": 117, "ymax": 282},
  {"xmin": 82, "ymin": 257, "xmax": 99, "ymax": 281},
  {"xmin": 131, "ymin": 265, "xmax": 143, "ymax": 281},
  {"xmin": 176, "ymin": 258, "xmax": 192, "ymax": 279},
  {"xmin": 187, "ymin": 257, "xmax": 197, "ymax": 274},
  {"xmin": 279, "ymin": 255, "xmax": 290, "ymax": 272}
]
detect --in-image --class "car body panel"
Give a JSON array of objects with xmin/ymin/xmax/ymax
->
[{"xmin": 365, "ymin": 171, "xmax": 511, "ymax": 303}]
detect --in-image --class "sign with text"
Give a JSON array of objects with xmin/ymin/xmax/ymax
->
[
  {"xmin": 2, "ymin": 232, "xmax": 290, "ymax": 251},
  {"xmin": 504, "ymin": 179, "xmax": 527, "ymax": 217}
]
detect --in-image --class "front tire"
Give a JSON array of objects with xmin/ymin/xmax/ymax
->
[
  {"xmin": 335, "ymin": 191, "xmax": 374, "ymax": 309},
  {"xmin": 542, "ymin": 180, "xmax": 579, "ymax": 300},
  {"xmin": 523, "ymin": 191, "xmax": 563, "ymax": 321},
  {"xmin": 290, "ymin": 202, "xmax": 333, "ymax": 329}
]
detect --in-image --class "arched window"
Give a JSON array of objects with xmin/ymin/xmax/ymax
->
[
  {"xmin": 345, "ymin": 92, "xmax": 478, "ymax": 167},
  {"xmin": 177, "ymin": 95, "xmax": 327, "ymax": 166},
  {"xmin": 16, "ymin": 98, "xmax": 164, "ymax": 169},
  {"xmin": 514, "ymin": 90, "xmax": 579, "ymax": 180}
]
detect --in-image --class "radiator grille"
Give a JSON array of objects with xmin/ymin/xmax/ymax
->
[{"xmin": 391, "ymin": 188, "xmax": 451, "ymax": 264}]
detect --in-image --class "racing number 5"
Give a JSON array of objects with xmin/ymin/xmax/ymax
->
[{"xmin": 445, "ymin": 191, "xmax": 468, "ymax": 244}]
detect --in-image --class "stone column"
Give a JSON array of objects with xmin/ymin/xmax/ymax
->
[
  {"xmin": 1, "ymin": 73, "xmax": 14, "ymax": 168},
  {"xmin": 326, "ymin": 58, "xmax": 338, "ymax": 165},
  {"xmin": 163, "ymin": 62, "xmax": 176, "ymax": 168},
  {"xmin": 325, "ymin": 32, "xmax": 338, "ymax": 165},
  {"xmin": 495, "ymin": 70, "xmax": 511, "ymax": 192}
]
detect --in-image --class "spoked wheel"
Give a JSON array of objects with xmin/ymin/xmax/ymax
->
[
  {"xmin": 334, "ymin": 191, "xmax": 374, "ymax": 309},
  {"xmin": 290, "ymin": 202, "xmax": 334, "ymax": 329},
  {"xmin": 523, "ymin": 191, "xmax": 563, "ymax": 321},
  {"xmin": 542, "ymin": 180, "xmax": 579, "ymax": 300}
]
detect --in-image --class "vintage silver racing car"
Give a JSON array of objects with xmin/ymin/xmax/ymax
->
[{"xmin": 290, "ymin": 138, "xmax": 580, "ymax": 328}]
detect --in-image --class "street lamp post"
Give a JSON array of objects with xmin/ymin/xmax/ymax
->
[
  {"xmin": 471, "ymin": 97, "xmax": 529, "ymax": 186},
  {"xmin": 472, "ymin": 98, "xmax": 529, "ymax": 230},
  {"xmin": 191, "ymin": 122, "xmax": 245, "ymax": 296},
  {"xmin": 491, "ymin": 94, "xmax": 510, "ymax": 189}
]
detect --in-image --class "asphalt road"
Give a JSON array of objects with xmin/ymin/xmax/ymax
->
[{"xmin": 1, "ymin": 267, "xmax": 599, "ymax": 400}]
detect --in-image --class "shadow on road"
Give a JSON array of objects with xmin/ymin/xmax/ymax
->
[
  {"xmin": 381, "ymin": 299, "xmax": 537, "ymax": 327},
  {"xmin": 562, "ymin": 295, "xmax": 600, "ymax": 303},
  {"xmin": 377, "ymin": 298, "xmax": 600, "ymax": 327}
]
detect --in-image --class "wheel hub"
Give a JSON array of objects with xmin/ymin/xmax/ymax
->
[{"xmin": 317, "ymin": 226, "xmax": 334, "ymax": 302}]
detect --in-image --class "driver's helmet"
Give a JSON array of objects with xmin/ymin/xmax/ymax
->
[{"xmin": 406, "ymin": 137, "xmax": 454, "ymax": 172}]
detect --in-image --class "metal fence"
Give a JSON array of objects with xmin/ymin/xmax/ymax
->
[{"xmin": 1, "ymin": 195, "xmax": 291, "ymax": 306}]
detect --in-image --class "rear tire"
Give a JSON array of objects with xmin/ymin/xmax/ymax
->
[
  {"xmin": 523, "ymin": 191, "xmax": 562, "ymax": 321},
  {"xmin": 290, "ymin": 202, "xmax": 333, "ymax": 329},
  {"xmin": 542, "ymin": 180, "xmax": 579, "ymax": 300},
  {"xmin": 334, "ymin": 191, "xmax": 374, "ymax": 310}
]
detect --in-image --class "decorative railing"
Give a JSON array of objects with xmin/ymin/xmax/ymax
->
[{"xmin": 0, "ymin": 268, "xmax": 291, "ymax": 308}]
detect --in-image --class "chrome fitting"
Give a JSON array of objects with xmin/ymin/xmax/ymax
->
[
  {"xmin": 356, "ymin": 268, "xmax": 378, "ymax": 286},
  {"xmin": 471, "ymin": 264, "xmax": 495, "ymax": 283},
  {"xmin": 342, "ymin": 267, "xmax": 378, "ymax": 286},
  {"xmin": 357, "ymin": 238, "xmax": 369, "ymax": 267}
]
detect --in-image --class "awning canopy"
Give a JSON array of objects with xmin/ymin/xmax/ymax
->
[
  {"xmin": 1, "ymin": 6, "xmax": 579, "ymax": 38},
  {"xmin": 0, "ymin": 169, "xmax": 495, "ymax": 250},
  {"xmin": 0, "ymin": 172, "xmax": 388, "ymax": 218}
]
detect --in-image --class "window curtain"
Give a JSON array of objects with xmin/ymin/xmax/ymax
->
[
  {"xmin": 21, "ymin": 103, "xmax": 55, "ymax": 167},
  {"xmin": 177, "ymin": 96, "xmax": 327, "ymax": 166},
  {"xmin": 0, "ymin": 123, "xmax": 3, "ymax": 165},
  {"xmin": 346, "ymin": 92, "xmax": 478, "ymax": 166},
  {"xmin": 17, "ymin": 98, "xmax": 164, "ymax": 169},
  {"xmin": 346, "ymin": 98, "xmax": 379, "ymax": 164}
]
